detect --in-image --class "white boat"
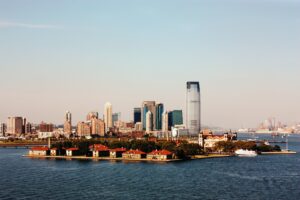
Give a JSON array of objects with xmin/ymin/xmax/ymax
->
[{"xmin": 235, "ymin": 149, "xmax": 257, "ymax": 157}]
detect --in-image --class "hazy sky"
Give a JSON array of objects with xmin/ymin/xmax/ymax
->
[{"xmin": 0, "ymin": 0, "xmax": 299, "ymax": 129}]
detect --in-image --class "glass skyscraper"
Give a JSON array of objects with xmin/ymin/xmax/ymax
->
[
  {"xmin": 186, "ymin": 81, "xmax": 201, "ymax": 136},
  {"xmin": 155, "ymin": 103, "xmax": 164, "ymax": 130},
  {"xmin": 168, "ymin": 110, "xmax": 183, "ymax": 128},
  {"xmin": 133, "ymin": 108, "xmax": 141, "ymax": 124}
]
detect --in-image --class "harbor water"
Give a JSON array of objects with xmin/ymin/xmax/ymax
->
[{"xmin": 0, "ymin": 134, "xmax": 299, "ymax": 200}]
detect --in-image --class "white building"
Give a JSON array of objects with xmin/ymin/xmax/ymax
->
[
  {"xmin": 104, "ymin": 102, "xmax": 113, "ymax": 131},
  {"xmin": 146, "ymin": 111, "xmax": 153, "ymax": 132}
]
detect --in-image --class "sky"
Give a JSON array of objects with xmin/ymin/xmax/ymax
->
[{"xmin": 0, "ymin": 0, "xmax": 299, "ymax": 129}]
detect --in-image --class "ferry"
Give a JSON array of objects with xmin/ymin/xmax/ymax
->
[{"xmin": 235, "ymin": 149, "xmax": 257, "ymax": 157}]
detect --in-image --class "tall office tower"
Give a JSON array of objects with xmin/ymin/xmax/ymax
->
[
  {"xmin": 168, "ymin": 110, "xmax": 183, "ymax": 128},
  {"xmin": 64, "ymin": 111, "xmax": 72, "ymax": 134},
  {"xmin": 186, "ymin": 81, "xmax": 201, "ymax": 136},
  {"xmin": 91, "ymin": 118, "xmax": 105, "ymax": 136},
  {"xmin": 112, "ymin": 112, "xmax": 121, "ymax": 126},
  {"xmin": 25, "ymin": 122, "xmax": 32, "ymax": 134},
  {"xmin": 104, "ymin": 102, "xmax": 113, "ymax": 131},
  {"xmin": 0, "ymin": 123, "xmax": 6, "ymax": 136},
  {"xmin": 133, "ymin": 108, "xmax": 141, "ymax": 124},
  {"xmin": 162, "ymin": 111, "xmax": 169, "ymax": 137},
  {"xmin": 65, "ymin": 111, "xmax": 72, "ymax": 123},
  {"xmin": 155, "ymin": 103, "xmax": 164, "ymax": 130},
  {"xmin": 86, "ymin": 111, "xmax": 98, "ymax": 121},
  {"xmin": 7, "ymin": 117, "xmax": 23, "ymax": 135},
  {"xmin": 141, "ymin": 101, "xmax": 156, "ymax": 130},
  {"xmin": 146, "ymin": 111, "xmax": 153, "ymax": 132}
]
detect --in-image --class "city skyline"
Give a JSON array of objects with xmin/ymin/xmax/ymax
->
[{"xmin": 0, "ymin": 0, "xmax": 299, "ymax": 129}]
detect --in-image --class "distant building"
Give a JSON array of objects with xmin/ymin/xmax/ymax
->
[
  {"xmin": 7, "ymin": 117, "xmax": 23, "ymax": 135},
  {"xmin": 146, "ymin": 111, "xmax": 153, "ymax": 132},
  {"xmin": 0, "ymin": 123, "xmax": 6, "ymax": 136},
  {"xmin": 64, "ymin": 111, "xmax": 72, "ymax": 134},
  {"xmin": 134, "ymin": 122, "xmax": 143, "ymax": 131},
  {"xmin": 133, "ymin": 107, "xmax": 141, "ymax": 124},
  {"xmin": 77, "ymin": 122, "xmax": 91, "ymax": 137},
  {"xmin": 155, "ymin": 103, "xmax": 164, "ymax": 130},
  {"xmin": 112, "ymin": 112, "xmax": 121, "ymax": 126},
  {"xmin": 91, "ymin": 118, "xmax": 105, "ymax": 136},
  {"xmin": 86, "ymin": 111, "xmax": 98, "ymax": 121},
  {"xmin": 162, "ymin": 111, "xmax": 169, "ymax": 139},
  {"xmin": 39, "ymin": 122, "xmax": 53, "ymax": 132},
  {"xmin": 141, "ymin": 101, "xmax": 156, "ymax": 130},
  {"xmin": 186, "ymin": 81, "xmax": 201, "ymax": 135},
  {"xmin": 104, "ymin": 102, "xmax": 113, "ymax": 131},
  {"xmin": 168, "ymin": 110, "xmax": 183, "ymax": 129},
  {"xmin": 122, "ymin": 149, "xmax": 146, "ymax": 159},
  {"xmin": 198, "ymin": 132, "xmax": 237, "ymax": 149}
]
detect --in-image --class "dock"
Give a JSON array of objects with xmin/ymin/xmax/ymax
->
[
  {"xmin": 24, "ymin": 155, "xmax": 182, "ymax": 162},
  {"xmin": 260, "ymin": 150, "xmax": 297, "ymax": 155}
]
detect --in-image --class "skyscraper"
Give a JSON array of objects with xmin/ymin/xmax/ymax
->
[
  {"xmin": 162, "ymin": 111, "xmax": 169, "ymax": 139},
  {"xmin": 104, "ymin": 102, "xmax": 113, "ymax": 131},
  {"xmin": 155, "ymin": 103, "xmax": 164, "ymax": 130},
  {"xmin": 112, "ymin": 112, "xmax": 121, "ymax": 126},
  {"xmin": 64, "ymin": 111, "xmax": 72, "ymax": 134},
  {"xmin": 141, "ymin": 101, "xmax": 156, "ymax": 130},
  {"xmin": 146, "ymin": 111, "xmax": 153, "ymax": 132},
  {"xmin": 7, "ymin": 117, "xmax": 23, "ymax": 135},
  {"xmin": 86, "ymin": 111, "xmax": 98, "ymax": 121},
  {"xmin": 186, "ymin": 81, "xmax": 201, "ymax": 136},
  {"xmin": 168, "ymin": 110, "xmax": 183, "ymax": 128},
  {"xmin": 133, "ymin": 107, "xmax": 141, "ymax": 124}
]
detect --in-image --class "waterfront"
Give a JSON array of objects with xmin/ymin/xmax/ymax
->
[{"xmin": 0, "ymin": 134, "xmax": 299, "ymax": 200}]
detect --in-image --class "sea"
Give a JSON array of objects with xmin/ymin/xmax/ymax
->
[{"xmin": 0, "ymin": 134, "xmax": 299, "ymax": 200}]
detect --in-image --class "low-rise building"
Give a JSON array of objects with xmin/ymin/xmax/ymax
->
[
  {"xmin": 110, "ymin": 147, "xmax": 127, "ymax": 158},
  {"xmin": 50, "ymin": 148, "xmax": 59, "ymax": 156},
  {"xmin": 122, "ymin": 149, "xmax": 146, "ymax": 159},
  {"xmin": 89, "ymin": 144, "xmax": 109, "ymax": 157},
  {"xmin": 147, "ymin": 149, "xmax": 173, "ymax": 160},
  {"xmin": 66, "ymin": 148, "xmax": 80, "ymax": 156},
  {"xmin": 199, "ymin": 132, "xmax": 237, "ymax": 149},
  {"xmin": 29, "ymin": 147, "xmax": 50, "ymax": 156}
]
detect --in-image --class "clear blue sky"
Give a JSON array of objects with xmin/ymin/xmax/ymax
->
[{"xmin": 0, "ymin": 0, "xmax": 299, "ymax": 129}]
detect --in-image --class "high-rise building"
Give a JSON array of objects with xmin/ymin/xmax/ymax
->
[
  {"xmin": 186, "ymin": 81, "xmax": 201, "ymax": 136},
  {"xmin": 86, "ymin": 112, "xmax": 98, "ymax": 121},
  {"xmin": 141, "ymin": 101, "xmax": 156, "ymax": 130},
  {"xmin": 162, "ymin": 111, "xmax": 169, "ymax": 132},
  {"xmin": 155, "ymin": 103, "xmax": 164, "ymax": 130},
  {"xmin": 146, "ymin": 111, "xmax": 153, "ymax": 132},
  {"xmin": 64, "ymin": 111, "xmax": 72, "ymax": 134},
  {"xmin": 7, "ymin": 117, "xmax": 23, "ymax": 135},
  {"xmin": 168, "ymin": 110, "xmax": 183, "ymax": 128},
  {"xmin": 39, "ymin": 122, "xmax": 54, "ymax": 132},
  {"xmin": 104, "ymin": 102, "xmax": 113, "ymax": 131},
  {"xmin": 77, "ymin": 122, "xmax": 91, "ymax": 137},
  {"xmin": 112, "ymin": 112, "xmax": 121, "ymax": 126},
  {"xmin": 133, "ymin": 108, "xmax": 141, "ymax": 124},
  {"xmin": 91, "ymin": 118, "xmax": 105, "ymax": 136},
  {"xmin": 0, "ymin": 123, "xmax": 6, "ymax": 136}
]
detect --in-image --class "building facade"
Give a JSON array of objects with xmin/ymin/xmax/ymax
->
[
  {"xmin": 146, "ymin": 111, "xmax": 153, "ymax": 132},
  {"xmin": 168, "ymin": 110, "xmax": 183, "ymax": 129},
  {"xmin": 77, "ymin": 122, "xmax": 91, "ymax": 137},
  {"xmin": 141, "ymin": 101, "xmax": 156, "ymax": 130},
  {"xmin": 104, "ymin": 102, "xmax": 113, "ymax": 131},
  {"xmin": 112, "ymin": 112, "xmax": 121, "ymax": 126},
  {"xmin": 155, "ymin": 103, "xmax": 164, "ymax": 130},
  {"xmin": 133, "ymin": 107, "xmax": 141, "ymax": 124},
  {"xmin": 64, "ymin": 111, "xmax": 72, "ymax": 134},
  {"xmin": 91, "ymin": 118, "xmax": 105, "ymax": 136},
  {"xmin": 186, "ymin": 81, "xmax": 201, "ymax": 136},
  {"xmin": 7, "ymin": 117, "xmax": 23, "ymax": 135}
]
